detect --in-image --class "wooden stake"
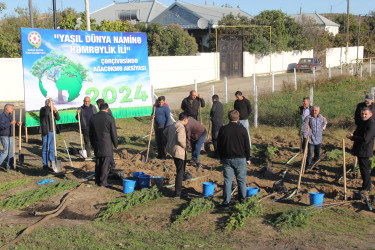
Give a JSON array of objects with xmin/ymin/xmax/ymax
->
[
  {"xmin": 343, "ymin": 139, "xmax": 347, "ymax": 200},
  {"xmin": 25, "ymin": 125, "xmax": 28, "ymax": 143},
  {"xmin": 297, "ymin": 136, "xmax": 309, "ymax": 192},
  {"xmin": 353, "ymin": 156, "xmax": 357, "ymax": 179},
  {"xmin": 12, "ymin": 110, "xmax": 16, "ymax": 168}
]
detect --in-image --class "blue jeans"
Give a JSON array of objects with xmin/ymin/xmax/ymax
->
[
  {"xmin": 222, "ymin": 158, "xmax": 247, "ymax": 204},
  {"xmin": 42, "ymin": 132, "xmax": 55, "ymax": 167},
  {"xmin": 0, "ymin": 136, "xmax": 13, "ymax": 169},
  {"xmin": 238, "ymin": 119, "xmax": 251, "ymax": 148},
  {"xmin": 191, "ymin": 131, "xmax": 207, "ymax": 163}
]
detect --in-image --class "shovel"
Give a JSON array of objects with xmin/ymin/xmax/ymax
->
[
  {"xmin": 144, "ymin": 107, "xmax": 156, "ymax": 163},
  {"xmin": 77, "ymin": 111, "xmax": 87, "ymax": 159},
  {"xmin": 50, "ymin": 100, "xmax": 61, "ymax": 173},
  {"xmin": 18, "ymin": 106, "xmax": 24, "ymax": 164},
  {"xmin": 12, "ymin": 110, "xmax": 16, "ymax": 169},
  {"xmin": 204, "ymin": 120, "xmax": 211, "ymax": 152}
]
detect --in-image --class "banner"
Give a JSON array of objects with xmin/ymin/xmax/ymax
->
[{"xmin": 20, "ymin": 28, "xmax": 152, "ymax": 127}]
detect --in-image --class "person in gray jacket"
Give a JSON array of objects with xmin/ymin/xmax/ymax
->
[
  {"xmin": 302, "ymin": 106, "xmax": 327, "ymax": 170},
  {"xmin": 76, "ymin": 96, "xmax": 97, "ymax": 157}
]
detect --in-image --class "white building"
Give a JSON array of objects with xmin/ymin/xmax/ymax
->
[{"xmin": 290, "ymin": 13, "xmax": 340, "ymax": 36}]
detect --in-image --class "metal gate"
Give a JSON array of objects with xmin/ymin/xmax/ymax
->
[{"xmin": 218, "ymin": 39, "xmax": 243, "ymax": 78}]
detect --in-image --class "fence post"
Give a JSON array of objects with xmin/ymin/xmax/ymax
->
[
  {"xmin": 351, "ymin": 63, "xmax": 354, "ymax": 76},
  {"xmin": 370, "ymin": 58, "xmax": 372, "ymax": 77},
  {"xmin": 194, "ymin": 79, "xmax": 197, "ymax": 92},
  {"xmin": 294, "ymin": 68, "xmax": 297, "ymax": 90},
  {"xmin": 310, "ymin": 86, "xmax": 314, "ymax": 105},
  {"xmin": 329, "ymin": 64, "xmax": 331, "ymax": 80},
  {"xmin": 151, "ymin": 85, "xmax": 155, "ymax": 101},
  {"xmin": 313, "ymin": 67, "xmax": 316, "ymax": 84},
  {"xmin": 224, "ymin": 76, "xmax": 228, "ymax": 104},
  {"xmin": 340, "ymin": 62, "xmax": 343, "ymax": 76},
  {"xmin": 360, "ymin": 64, "xmax": 363, "ymax": 79},
  {"xmin": 252, "ymin": 74, "xmax": 256, "ymax": 96},
  {"xmin": 210, "ymin": 85, "xmax": 214, "ymax": 107},
  {"xmin": 272, "ymin": 72, "xmax": 275, "ymax": 93},
  {"xmin": 254, "ymin": 85, "xmax": 258, "ymax": 129}
]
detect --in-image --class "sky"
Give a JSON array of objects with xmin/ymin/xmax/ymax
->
[{"xmin": 1, "ymin": 0, "xmax": 373, "ymax": 18}]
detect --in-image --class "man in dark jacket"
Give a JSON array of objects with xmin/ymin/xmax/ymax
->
[
  {"xmin": 152, "ymin": 96, "xmax": 171, "ymax": 160},
  {"xmin": 40, "ymin": 98, "xmax": 60, "ymax": 171},
  {"xmin": 0, "ymin": 104, "xmax": 21, "ymax": 170},
  {"xmin": 76, "ymin": 96, "xmax": 97, "ymax": 157},
  {"xmin": 217, "ymin": 110, "xmax": 251, "ymax": 209},
  {"xmin": 89, "ymin": 103, "xmax": 118, "ymax": 187},
  {"xmin": 185, "ymin": 117, "xmax": 207, "ymax": 168},
  {"xmin": 347, "ymin": 107, "xmax": 375, "ymax": 193},
  {"xmin": 234, "ymin": 91, "xmax": 252, "ymax": 147},
  {"xmin": 210, "ymin": 94, "xmax": 224, "ymax": 157},
  {"xmin": 181, "ymin": 90, "xmax": 205, "ymax": 120},
  {"xmin": 354, "ymin": 94, "xmax": 375, "ymax": 126}
]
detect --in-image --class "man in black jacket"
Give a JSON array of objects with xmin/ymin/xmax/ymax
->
[
  {"xmin": 218, "ymin": 110, "xmax": 251, "ymax": 209},
  {"xmin": 0, "ymin": 104, "xmax": 21, "ymax": 170},
  {"xmin": 210, "ymin": 94, "xmax": 223, "ymax": 157},
  {"xmin": 76, "ymin": 96, "xmax": 97, "ymax": 157},
  {"xmin": 347, "ymin": 107, "xmax": 375, "ymax": 193},
  {"xmin": 354, "ymin": 94, "xmax": 375, "ymax": 126},
  {"xmin": 89, "ymin": 103, "xmax": 118, "ymax": 187},
  {"xmin": 39, "ymin": 98, "xmax": 60, "ymax": 171},
  {"xmin": 234, "ymin": 91, "xmax": 252, "ymax": 147},
  {"xmin": 181, "ymin": 90, "xmax": 205, "ymax": 120}
]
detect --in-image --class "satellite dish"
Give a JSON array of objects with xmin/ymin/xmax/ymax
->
[{"xmin": 197, "ymin": 18, "xmax": 209, "ymax": 29}]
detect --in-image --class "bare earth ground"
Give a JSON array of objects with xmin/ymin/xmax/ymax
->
[{"xmin": 1, "ymin": 71, "xmax": 375, "ymax": 248}]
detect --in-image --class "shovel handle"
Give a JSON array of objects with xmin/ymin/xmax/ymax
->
[
  {"xmin": 12, "ymin": 110, "xmax": 16, "ymax": 167},
  {"xmin": 77, "ymin": 110, "xmax": 84, "ymax": 150},
  {"xmin": 50, "ymin": 100, "xmax": 57, "ymax": 157},
  {"xmin": 19, "ymin": 107, "xmax": 22, "ymax": 151},
  {"xmin": 146, "ymin": 107, "xmax": 156, "ymax": 162}
]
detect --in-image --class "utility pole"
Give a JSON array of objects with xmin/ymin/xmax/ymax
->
[
  {"xmin": 29, "ymin": 0, "xmax": 34, "ymax": 28},
  {"xmin": 356, "ymin": 15, "xmax": 361, "ymax": 73},
  {"xmin": 52, "ymin": 0, "xmax": 57, "ymax": 29},
  {"xmin": 346, "ymin": 0, "xmax": 349, "ymax": 63},
  {"xmin": 85, "ymin": 0, "xmax": 91, "ymax": 31}
]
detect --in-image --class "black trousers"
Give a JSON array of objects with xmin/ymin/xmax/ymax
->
[
  {"xmin": 82, "ymin": 129, "xmax": 91, "ymax": 157},
  {"xmin": 173, "ymin": 156, "xmax": 186, "ymax": 196},
  {"xmin": 358, "ymin": 157, "xmax": 371, "ymax": 191},
  {"xmin": 211, "ymin": 123, "xmax": 221, "ymax": 155},
  {"xmin": 95, "ymin": 156, "xmax": 111, "ymax": 186},
  {"xmin": 155, "ymin": 126, "xmax": 167, "ymax": 158}
]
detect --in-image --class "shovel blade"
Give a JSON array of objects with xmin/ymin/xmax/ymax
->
[
  {"xmin": 19, "ymin": 153, "xmax": 24, "ymax": 164},
  {"xmin": 79, "ymin": 149, "xmax": 87, "ymax": 159},
  {"xmin": 52, "ymin": 160, "xmax": 62, "ymax": 173}
]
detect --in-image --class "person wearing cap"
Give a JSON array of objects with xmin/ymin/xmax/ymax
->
[
  {"xmin": 354, "ymin": 94, "xmax": 375, "ymax": 126},
  {"xmin": 302, "ymin": 106, "xmax": 327, "ymax": 171}
]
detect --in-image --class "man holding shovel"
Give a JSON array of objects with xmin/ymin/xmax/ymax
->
[
  {"xmin": 0, "ymin": 104, "xmax": 22, "ymax": 170},
  {"xmin": 39, "ymin": 99, "xmax": 60, "ymax": 171},
  {"xmin": 347, "ymin": 107, "xmax": 375, "ymax": 193},
  {"xmin": 76, "ymin": 96, "xmax": 97, "ymax": 158},
  {"xmin": 89, "ymin": 103, "xmax": 118, "ymax": 187},
  {"xmin": 181, "ymin": 90, "xmax": 205, "ymax": 120}
]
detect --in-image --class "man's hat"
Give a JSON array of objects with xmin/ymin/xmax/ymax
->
[{"xmin": 365, "ymin": 94, "xmax": 374, "ymax": 102}]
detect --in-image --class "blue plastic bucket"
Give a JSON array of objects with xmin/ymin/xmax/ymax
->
[
  {"xmin": 150, "ymin": 176, "xmax": 164, "ymax": 189},
  {"xmin": 138, "ymin": 175, "xmax": 151, "ymax": 189},
  {"xmin": 132, "ymin": 172, "xmax": 145, "ymax": 188},
  {"xmin": 202, "ymin": 182, "xmax": 216, "ymax": 197},
  {"xmin": 246, "ymin": 187, "xmax": 259, "ymax": 197},
  {"xmin": 309, "ymin": 192, "xmax": 324, "ymax": 208},
  {"xmin": 123, "ymin": 179, "xmax": 136, "ymax": 194}
]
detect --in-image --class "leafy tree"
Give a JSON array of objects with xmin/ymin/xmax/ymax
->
[
  {"xmin": 98, "ymin": 20, "xmax": 136, "ymax": 32},
  {"xmin": 162, "ymin": 24, "xmax": 198, "ymax": 56},
  {"xmin": 0, "ymin": 2, "xmax": 5, "ymax": 13}
]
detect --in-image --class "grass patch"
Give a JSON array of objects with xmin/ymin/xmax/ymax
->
[
  {"xmin": 0, "ymin": 178, "xmax": 32, "ymax": 193},
  {"xmin": 174, "ymin": 197, "xmax": 216, "ymax": 225},
  {"xmin": 272, "ymin": 208, "xmax": 316, "ymax": 229},
  {"xmin": 225, "ymin": 196, "xmax": 263, "ymax": 231},
  {"xmin": 97, "ymin": 186, "xmax": 163, "ymax": 221},
  {"xmin": 0, "ymin": 179, "xmax": 79, "ymax": 210}
]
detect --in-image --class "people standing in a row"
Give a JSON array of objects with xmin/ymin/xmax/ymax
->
[
  {"xmin": 347, "ymin": 107, "xmax": 375, "ymax": 193},
  {"xmin": 210, "ymin": 94, "xmax": 224, "ymax": 157},
  {"xmin": 76, "ymin": 96, "xmax": 97, "ymax": 158},
  {"xmin": 89, "ymin": 103, "xmax": 118, "ymax": 187},
  {"xmin": 153, "ymin": 96, "xmax": 171, "ymax": 160},
  {"xmin": 234, "ymin": 91, "xmax": 252, "ymax": 148},
  {"xmin": 354, "ymin": 94, "xmax": 375, "ymax": 126},
  {"xmin": 302, "ymin": 106, "xmax": 327, "ymax": 171},
  {"xmin": 299, "ymin": 97, "xmax": 313, "ymax": 152},
  {"xmin": 164, "ymin": 113, "xmax": 189, "ymax": 198},
  {"xmin": 217, "ymin": 110, "xmax": 251, "ymax": 209},
  {"xmin": 0, "ymin": 104, "xmax": 22, "ymax": 171},
  {"xmin": 39, "ymin": 98, "xmax": 60, "ymax": 171},
  {"xmin": 181, "ymin": 90, "xmax": 205, "ymax": 120}
]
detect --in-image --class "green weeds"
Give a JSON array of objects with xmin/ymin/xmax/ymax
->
[
  {"xmin": 272, "ymin": 208, "xmax": 316, "ymax": 229},
  {"xmin": 174, "ymin": 198, "xmax": 215, "ymax": 225},
  {"xmin": 97, "ymin": 186, "xmax": 163, "ymax": 221},
  {"xmin": 0, "ymin": 178, "xmax": 32, "ymax": 193},
  {"xmin": 0, "ymin": 179, "xmax": 79, "ymax": 210}
]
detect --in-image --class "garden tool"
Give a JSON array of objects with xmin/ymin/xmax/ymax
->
[
  {"xmin": 144, "ymin": 106, "xmax": 156, "ymax": 163},
  {"xmin": 77, "ymin": 111, "xmax": 87, "ymax": 159},
  {"xmin": 18, "ymin": 106, "xmax": 24, "ymax": 164},
  {"xmin": 204, "ymin": 120, "xmax": 211, "ymax": 152},
  {"xmin": 12, "ymin": 110, "xmax": 16, "ymax": 169}
]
